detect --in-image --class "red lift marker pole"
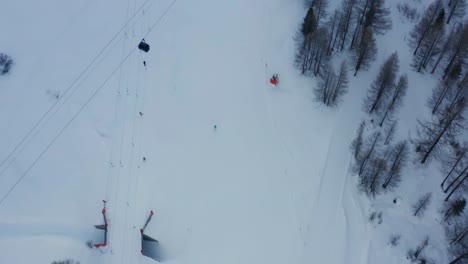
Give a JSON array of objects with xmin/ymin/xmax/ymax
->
[
  {"xmin": 94, "ymin": 200, "xmax": 108, "ymax": 248},
  {"xmin": 141, "ymin": 210, "xmax": 157, "ymax": 255}
]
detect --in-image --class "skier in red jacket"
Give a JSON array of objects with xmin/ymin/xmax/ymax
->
[{"xmin": 270, "ymin": 74, "xmax": 278, "ymax": 86}]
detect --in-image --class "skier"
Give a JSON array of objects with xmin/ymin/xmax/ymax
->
[
  {"xmin": 143, "ymin": 61, "xmax": 146, "ymax": 67},
  {"xmin": 270, "ymin": 74, "xmax": 278, "ymax": 86}
]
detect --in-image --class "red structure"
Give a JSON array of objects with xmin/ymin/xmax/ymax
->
[
  {"xmin": 270, "ymin": 74, "xmax": 278, "ymax": 86},
  {"xmin": 141, "ymin": 210, "xmax": 158, "ymax": 257},
  {"xmin": 94, "ymin": 200, "xmax": 108, "ymax": 248}
]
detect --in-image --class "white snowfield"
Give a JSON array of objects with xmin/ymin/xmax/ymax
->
[{"xmin": 0, "ymin": 0, "xmax": 448, "ymax": 264}]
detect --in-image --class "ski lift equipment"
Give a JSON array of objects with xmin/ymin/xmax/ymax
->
[
  {"xmin": 138, "ymin": 39, "xmax": 150, "ymax": 52},
  {"xmin": 93, "ymin": 200, "xmax": 108, "ymax": 248}
]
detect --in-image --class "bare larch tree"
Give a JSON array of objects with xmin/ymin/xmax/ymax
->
[
  {"xmin": 315, "ymin": 60, "xmax": 348, "ymax": 107},
  {"xmin": 407, "ymin": 237, "xmax": 430, "ymax": 261},
  {"xmin": 431, "ymin": 23, "xmax": 468, "ymax": 75},
  {"xmin": 412, "ymin": 8, "xmax": 445, "ymax": 72},
  {"xmin": 441, "ymin": 142, "xmax": 468, "ymax": 190},
  {"xmin": 441, "ymin": 22, "xmax": 468, "ymax": 80},
  {"xmin": 351, "ymin": 121, "xmax": 366, "ymax": 158},
  {"xmin": 353, "ymin": 26, "xmax": 377, "ymax": 76},
  {"xmin": 356, "ymin": 131, "xmax": 381, "ymax": 175},
  {"xmin": 307, "ymin": 0, "xmax": 329, "ymax": 26},
  {"xmin": 384, "ymin": 120, "xmax": 397, "ymax": 145},
  {"xmin": 330, "ymin": 60, "xmax": 349, "ymax": 105},
  {"xmin": 446, "ymin": 0, "xmax": 466, "ymax": 24},
  {"xmin": 382, "ymin": 141, "xmax": 409, "ymax": 190},
  {"xmin": 445, "ymin": 171, "xmax": 468, "ymax": 201},
  {"xmin": 363, "ymin": 52, "xmax": 399, "ymax": 114},
  {"xmin": 315, "ymin": 62, "xmax": 337, "ymax": 104},
  {"xmin": 359, "ymin": 157, "xmax": 387, "ymax": 197},
  {"xmin": 338, "ymin": 0, "xmax": 357, "ymax": 51},
  {"xmin": 428, "ymin": 80, "xmax": 451, "ymax": 115},
  {"xmin": 326, "ymin": 10, "xmax": 342, "ymax": 55},
  {"xmin": 349, "ymin": 0, "xmax": 371, "ymax": 50},
  {"xmin": 349, "ymin": 0, "xmax": 391, "ymax": 50},
  {"xmin": 361, "ymin": 0, "xmax": 392, "ymax": 35},
  {"xmin": 415, "ymin": 98, "xmax": 466, "ymax": 164},
  {"xmin": 413, "ymin": 192, "xmax": 432, "ymax": 217},
  {"xmin": 379, "ymin": 74, "xmax": 408, "ymax": 126},
  {"xmin": 408, "ymin": 0, "xmax": 444, "ymax": 56}
]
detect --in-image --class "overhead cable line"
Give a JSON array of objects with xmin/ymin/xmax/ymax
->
[
  {"xmin": 0, "ymin": 0, "xmax": 153, "ymax": 170},
  {"xmin": 0, "ymin": 0, "xmax": 178, "ymax": 207}
]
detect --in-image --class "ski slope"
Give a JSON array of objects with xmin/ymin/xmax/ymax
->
[{"xmin": 0, "ymin": 0, "xmax": 432, "ymax": 263}]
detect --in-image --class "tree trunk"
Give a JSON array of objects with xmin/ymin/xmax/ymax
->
[
  {"xmin": 418, "ymin": 33, "xmax": 439, "ymax": 72},
  {"xmin": 444, "ymin": 165, "xmax": 468, "ymax": 193},
  {"xmin": 422, "ymin": 34, "xmax": 441, "ymax": 69},
  {"xmin": 315, "ymin": 0, "xmax": 324, "ymax": 26},
  {"xmin": 369, "ymin": 168, "xmax": 380, "ymax": 196},
  {"xmin": 458, "ymin": 72, "xmax": 468, "ymax": 89},
  {"xmin": 441, "ymin": 150, "xmax": 466, "ymax": 189},
  {"xmin": 340, "ymin": 0, "xmax": 355, "ymax": 51},
  {"xmin": 350, "ymin": 0, "xmax": 369, "ymax": 50},
  {"xmin": 383, "ymin": 147, "xmax": 404, "ymax": 188},
  {"xmin": 413, "ymin": 25, "xmax": 431, "ymax": 55},
  {"xmin": 384, "ymin": 122, "xmax": 396, "ymax": 145},
  {"xmin": 314, "ymin": 52, "xmax": 323, "ymax": 76},
  {"xmin": 431, "ymin": 43, "xmax": 448, "ymax": 73},
  {"xmin": 421, "ymin": 104, "xmax": 464, "ymax": 164},
  {"xmin": 445, "ymin": 172, "xmax": 468, "ymax": 201},
  {"xmin": 370, "ymin": 84, "xmax": 388, "ymax": 114},
  {"xmin": 379, "ymin": 79, "xmax": 404, "ymax": 126},
  {"xmin": 443, "ymin": 45, "xmax": 461, "ymax": 79},
  {"xmin": 414, "ymin": 239, "xmax": 428, "ymax": 259},
  {"xmin": 451, "ymin": 227, "xmax": 468, "ymax": 245},
  {"xmin": 327, "ymin": 13, "xmax": 338, "ymax": 56},
  {"xmin": 448, "ymin": 251, "xmax": 468, "ymax": 264},
  {"xmin": 332, "ymin": 72, "xmax": 344, "ymax": 103},
  {"xmin": 447, "ymin": 86, "xmax": 466, "ymax": 113},
  {"xmin": 421, "ymin": 124, "xmax": 449, "ymax": 164},
  {"xmin": 301, "ymin": 40, "xmax": 311, "ymax": 74},
  {"xmin": 331, "ymin": 20, "xmax": 341, "ymax": 54},
  {"xmin": 446, "ymin": 0, "xmax": 459, "ymax": 24},
  {"xmin": 379, "ymin": 107, "xmax": 391, "ymax": 127},
  {"xmin": 359, "ymin": 133, "xmax": 380, "ymax": 175},
  {"xmin": 414, "ymin": 2, "xmax": 441, "ymax": 55},
  {"xmin": 445, "ymin": 209, "xmax": 453, "ymax": 222},
  {"xmin": 354, "ymin": 47, "xmax": 366, "ymax": 76},
  {"xmin": 432, "ymin": 83, "xmax": 451, "ymax": 114},
  {"xmin": 350, "ymin": 23, "xmax": 361, "ymax": 50},
  {"xmin": 414, "ymin": 195, "xmax": 431, "ymax": 216}
]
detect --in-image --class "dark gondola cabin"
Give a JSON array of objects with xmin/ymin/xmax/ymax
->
[{"xmin": 138, "ymin": 39, "xmax": 150, "ymax": 52}]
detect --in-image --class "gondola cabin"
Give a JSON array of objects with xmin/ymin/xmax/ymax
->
[{"xmin": 138, "ymin": 39, "xmax": 150, "ymax": 52}]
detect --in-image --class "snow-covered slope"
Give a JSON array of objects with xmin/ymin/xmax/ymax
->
[{"xmin": 0, "ymin": 0, "xmax": 454, "ymax": 263}]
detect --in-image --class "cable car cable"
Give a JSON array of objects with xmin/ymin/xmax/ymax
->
[
  {"xmin": 0, "ymin": 1, "xmax": 156, "ymax": 182},
  {"xmin": 0, "ymin": 0, "xmax": 178, "ymax": 209},
  {"xmin": 0, "ymin": 0, "xmax": 153, "ymax": 170}
]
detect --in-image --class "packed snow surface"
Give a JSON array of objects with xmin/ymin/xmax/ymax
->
[{"xmin": 0, "ymin": 0, "xmax": 449, "ymax": 263}]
